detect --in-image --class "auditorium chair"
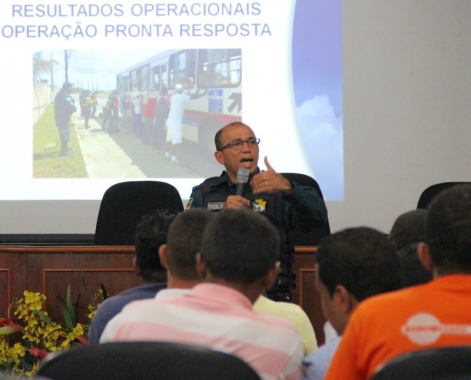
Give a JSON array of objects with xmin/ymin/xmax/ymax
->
[
  {"xmin": 36, "ymin": 341, "xmax": 261, "ymax": 380},
  {"xmin": 94, "ymin": 181, "xmax": 184, "ymax": 245},
  {"xmin": 417, "ymin": 182, "xmax": 470, "ymax": 209},
  {"xmin": 281, "ymin": 173, "xmax": 331, "ymax": 246},
  {"xmin": 370, "ymin": 346, "xmax": 471, "ymax": 380}
]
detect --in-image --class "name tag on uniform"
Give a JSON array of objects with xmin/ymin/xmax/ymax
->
[{"xmin": 207, "ymin": 202, "xmax": 225, "ymax": 211}]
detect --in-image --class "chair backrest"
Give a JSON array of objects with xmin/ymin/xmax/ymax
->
[
  {"xmin": 371, "ymin": 346, "xmax": 471, "ymax": 380},
  {"xmin": 36, "ymin": 341, "xmax": 261, "ymax": 380},
  {"xmin": 94, "ymin": 181, "xmax": 184, "ymax": 245},
  {"xmin": 280, "ymin": 173, "xmax": 331, "ymax": 246},
  {"xmin": 417, "ymin": 182, "xmax": 470, "ymax": 209}
]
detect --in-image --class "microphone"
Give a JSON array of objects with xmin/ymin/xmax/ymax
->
[{"xmin": 236, "ymin": 168, "xmax": 250, "ymax": 196}]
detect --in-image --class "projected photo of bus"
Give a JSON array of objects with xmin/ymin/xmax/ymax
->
[
  {"xmin": 117, "ymin": 48, "xmax": 242, "ymax": 156},
  {"xmin": 33, "ymin": 48, "xmax": 242, "ymax": 179}
]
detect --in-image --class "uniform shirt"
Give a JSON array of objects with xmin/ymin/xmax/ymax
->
[
  {"xmin": 101, "ymin": 283, "xmax": 303, "ymax": 380},
  {"xmin": 188, "ymin": 169, "xmax": 328, "ymax": 233},
  {"xmin": 54, "ymin": 89, "xmax": 77, "ymax": 122},
  {"xmin": 325, "ymin": 275, "xmax": 471, "ymax": 380}
]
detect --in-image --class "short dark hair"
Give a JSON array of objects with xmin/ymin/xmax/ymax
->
[
  {"xmin": 134, "ymin": 209, "xmax": 179, "ymax": 282},
  {"xmin": 201, "ymin": 208, "xmax": 280, "ymax": 284},
  {"xmin": 316, "ymin": 227, "xmax": 402, "ymax": 301},
  {"xmin": 166, "ymin": 209, "xmax": 214, "ymax": 281},
  {"xmin": 390, "ymin": 209, "xmax": 427, "ymax": 250},
  {"xmin": 425, "ymin": 184, "xmax": 471, "ymax": 275},
  {"xmin": 396, "ymin": 243, "xmax": 433, "ymax": 287},
  {"xmin": 214, "ymin": 122, "xmax": 252, "ymax": 151}
]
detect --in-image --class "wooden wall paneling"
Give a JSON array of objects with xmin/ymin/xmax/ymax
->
[
  {"xmin": 0, "ymin": 247, "xmax": 28, "ymax": 317},
  {"xmin": 292, "ymin": 247, "xmax": 326, "ymax": 346},
  {"xmin": 25, "ymin": 246, "xmax": 141, "ymax": 325}
]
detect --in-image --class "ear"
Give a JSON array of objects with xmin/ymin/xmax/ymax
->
[
  {"xmin": 418, "ymin": 242, "xmax": 434, "ymax": 272},
  {"xmin": 132, "ymin": 256, "xmax": 140, "ymax": 276},
  {"xmin": 158, "ymin": 244, "xmax": 168, "ymax": 270},
  {"xmin": 335, "ymin": 285, "xmax": 355, "ymax": 314},
  {"xmin": 262, "ymin": 264, "xmax": 280, "ymax": 289},
  {"xmin": 214, "ymin": 150, "xmax": 225, "ymax": 165},
  {"xmin": 196, "ymin": 252, "xmax": 207, "ymax": 280}
]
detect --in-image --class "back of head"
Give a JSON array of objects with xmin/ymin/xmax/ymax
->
[
  {"xmin": 166, "ymin": 209, "xmax": 214, "ymax": 281},
  {"xmin": 425, "ymin": 184, "xmax": 471, "ymax": 275},
  {"xmin": 134, "ymin": 209, "xmax": 179, "ymax": 282},
  {"xmin": 316, "ymin": 227, "xmax": 402, "ymax": 302},
  {"xmin": 201, "ymin": 209, "xmax": 280, "ymax": 284},
  {"xmin": 390, "ymin": 209, "xmax": 427, "ymax": 250},
  {"xmin": 175, "ymin": 84, "xmax": 183, "ymax": 93}
]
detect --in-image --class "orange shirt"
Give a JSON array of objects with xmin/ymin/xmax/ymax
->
[{"xmin": 325, "ymin": 274, "xmax": 471, "ymax": 380}]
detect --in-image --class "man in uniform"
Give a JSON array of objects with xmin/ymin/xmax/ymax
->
[
  {"xmin": 54, "ymin": 81, "xmax": 77, "ymax": 156},
  {"xmin": 187, "ymin": 121, "xmax": 328, "ymax": 301}
]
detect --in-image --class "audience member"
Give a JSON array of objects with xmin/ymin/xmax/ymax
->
[
  {"xmin": 390, "ymin": 209, "xmax": 433, "ymax": 286},
  {"xmin": 88, "ymin": 209, "xmax": 179, "ymax": 344},
  {"xmin": 304, "ymin": 227, "xmax": 402, "ymax": 380},
  {"xmin": 325, "ymin": 184, "xmax": 471, "ymax": 380},
  {"xmin": 101, "ymin": 209, "xmax": 303, "ymax": 380},
  {"xmin": 156, "ymin": 208, "xmax": 214, "ymax": 298},
  {"xmin": 253, "ymin": 294, "xmax": 317, "ymax": 356}
]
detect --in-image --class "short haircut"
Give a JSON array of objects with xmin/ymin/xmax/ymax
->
[
  {"xmin": 166, "ymin": 209, "xmax": 214, "ymax": 281},
  {"xmin": 201, "ymin": 208, "xmax": 280, "ymax": 284},
  {"xmin": 396, "ymin": 243, "xmax": 433, "ymax": 287},
  {"xmin": 214, "ymin": 122, "xmax": 252, "ymax": 151},
  {"xmin": 425, "ymin": 184, "xmax": 471, "ymax": 275},
  {"xmin": 390, "ymin": 209, "xmax": 427, "ymax": 250},
  {"xmin": 134, "ymin": 209, "xmax": 179, "ymax": 282},
  {"xmin": 316, "ymin": 227, "xmax": 402, "ymax": 301}
]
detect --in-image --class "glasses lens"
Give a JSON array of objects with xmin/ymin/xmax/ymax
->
[{"xmin": 222, "ymin": 138, "xmax": 259, "ymax": 150}]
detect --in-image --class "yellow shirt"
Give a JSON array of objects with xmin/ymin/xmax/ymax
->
[{"xmin": 253, "ymin": 295, "xmax": 318, "ymax": 356}]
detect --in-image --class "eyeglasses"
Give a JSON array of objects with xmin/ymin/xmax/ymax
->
[{"xmin": 219, "ymin": 138, "xmax": 260, "ymax": 151}]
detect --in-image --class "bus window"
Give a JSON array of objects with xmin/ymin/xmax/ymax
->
[
  {"xmin": 198, "ymin": 49, "xmax": 241, "ymax": 88},
  {"xmin": 169, "ymin": 50, "xmax": 196, "ymax": 90},
  {"xmin": 161, "ymin": 65, "xmax": 168, "ymax": 89},
  {"xmin": 139, "ymin": 65, "xmax": 149, "ymax": 91},
  {"xmin": 150, "ymin": 66, "xmax": 160, "ymax": 91},
  {"xmin": 122, "ymin": 75, "xmax": 129, "ymax": 92},
  {"xmin": 130, "ymin": 69, "xmax": 138, "ymax": 91}
]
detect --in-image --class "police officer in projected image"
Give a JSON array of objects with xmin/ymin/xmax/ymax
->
[
  {"xmin": 165, "ymin": 83, "xmax": 206, "ymax": 164},
  {"xmin": 54, "ymin": 81, "xmax": 77, "ymax": 156},
  {"xmin": 80, "ymin": 90, "xmax": 92, "ymax": 129},
  {"xmin": 102, "ymin": 89, "xmax": 120, "ymax": 133},
  {"xmin": 187, "ymin": 121, "xmax": 328, "ymax": 301}
]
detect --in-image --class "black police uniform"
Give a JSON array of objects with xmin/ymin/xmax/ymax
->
[{"xmin": 187, "ymin": 168, "xmax": 328, "ymax": 302}]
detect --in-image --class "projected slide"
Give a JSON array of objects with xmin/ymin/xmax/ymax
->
[{"xmin": 1, "ymin": 0, "xmax": 343, "ymax": 201}]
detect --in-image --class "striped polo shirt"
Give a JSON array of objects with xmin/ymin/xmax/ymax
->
[{"xmin": 101, "ymin": 283, "xmax": 303, "ymax": 380}]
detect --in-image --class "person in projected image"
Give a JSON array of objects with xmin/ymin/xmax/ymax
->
[
  {"xmin": 54, "ymin": 81, "xmax": 77, "ymax": 156},
  {"xmin": 186, "ymin": 121, "xmax": 328, "ymax": 302}
]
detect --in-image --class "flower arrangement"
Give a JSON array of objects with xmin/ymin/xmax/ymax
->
[{"xmin": 0, "ymin": 285, "xmax": 104, "ymax": 378}]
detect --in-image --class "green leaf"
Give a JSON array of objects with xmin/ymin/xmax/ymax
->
[{"xmin": 100, "ymin": 283, "xmax": 109, "ymax": 300}]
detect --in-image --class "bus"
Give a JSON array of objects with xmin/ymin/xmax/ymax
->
[{"xmin": 116, "ymin": 48, "xmax": 242, "ymax": 157}]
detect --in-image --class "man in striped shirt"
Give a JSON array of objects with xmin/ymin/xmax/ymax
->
[{"xmin": 101, "ymin": 208, "xmax": 303, "ymax": 380}]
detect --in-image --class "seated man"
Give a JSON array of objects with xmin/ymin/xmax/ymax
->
[
  {"xmin": 187, "ymin": 121, "xmax": 328, "ymax": 301},
  {"xmin": 253, "ymin": 294, "xmax": 317, "ymax": 356},
  {"xmin": 101, "ymin": 209, "xmax": 303, "ymax": 380},
  {"xmin": 88, "ymin": 209, "xmax": 179, "ymax": 344},
  {"xmin": 304, "ymin": 227, "xmax": 402, "ymax": 380},
  {"xmin": 156, "ymin": 208, "xmax": 214, "ymax": 298},
  {"xmin": 390, "ymin": 209, "xmax": 433, "ymax": 286},
  {"xmin": 325, "ymin": 184, "xmax": 471, "ymax": 380}
]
